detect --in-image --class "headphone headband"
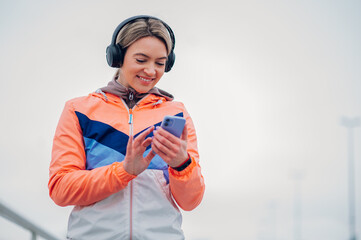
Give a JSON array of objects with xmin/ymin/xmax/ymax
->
[{"xmin": 106, "ymin": 15, "xmax": 176, "ymax": 72}]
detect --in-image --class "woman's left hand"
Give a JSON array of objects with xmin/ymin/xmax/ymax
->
[{"xmin": 151, "ymin": 125, "xmax": 189, "ymax": 168}]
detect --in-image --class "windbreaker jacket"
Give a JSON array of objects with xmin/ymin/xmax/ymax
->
[{"xmin": 49, "ymin": 91, "xmax": 205, "ymax": 240}]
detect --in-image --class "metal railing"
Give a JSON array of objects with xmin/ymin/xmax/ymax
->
[{"xmin": 0, "ymin": 201, "xmax": 60, "ymax": 240}]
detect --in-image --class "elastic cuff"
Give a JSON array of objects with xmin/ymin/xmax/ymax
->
[
  {"xmin": 171, "ymin": 154, "xmax": 192, "ymax": 172},
  {"xmin": 114, "ymin": 162, "xmax": 137, "ymax": 181}
]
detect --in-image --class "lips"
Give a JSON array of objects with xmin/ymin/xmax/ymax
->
[{"xmin": 137, "ymin": 75, "xmax": 154, "ymax": 83}]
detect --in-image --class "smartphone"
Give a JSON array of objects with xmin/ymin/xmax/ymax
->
[{"xmin": 160, "ymin": 115, "xmax": 186, "ymax": 138}]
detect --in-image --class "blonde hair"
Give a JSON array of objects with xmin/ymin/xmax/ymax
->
[{"xmin": 118, "ymin": 18, "xmax": 171, "ymax": 55}]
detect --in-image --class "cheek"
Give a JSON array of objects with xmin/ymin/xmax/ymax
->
[
  {"xmin": 157, "ymin": 69, "xmax": 165, "ymax": 79},
  {"xmin": 123, "ymin": 57, "xmax": 139, "ymax": 72},
  {"xmin": 123, "ymin": 64, "xmax": 140, "ymax": 77}
]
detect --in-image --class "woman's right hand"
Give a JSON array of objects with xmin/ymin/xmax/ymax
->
[{"xmin": 123, "ymin": 126, "xmax": 155, "ymax": 175}]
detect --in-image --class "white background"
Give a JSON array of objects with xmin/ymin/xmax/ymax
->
[{"xmin": 1, "ymin": 0, "xmax": 361, "ymax": 239}]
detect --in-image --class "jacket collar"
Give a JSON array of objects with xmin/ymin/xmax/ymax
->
[{"xmin": 96, "ymin": 78, "xmax": 174, "ymax": 108}]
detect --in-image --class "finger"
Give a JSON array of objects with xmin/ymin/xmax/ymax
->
[
  {"xmin": 141, "ymin": 137, "xmax": 153, "ymax": 148},
  {"xmin": 126, "ymin": 134, "xmax": 133, "ymax": 154},
  {"xmin": 144, "ymin": 150, "xmax": 156, "ymax": 163},
  {"xmin": 156, "ymin": 127, "xmax": 178, "ymax": 144},
  {"xmin": 151, "ymin": 141, "xmax": 167, "ymax": 158},
  {"xmin": 181, "ymin": 123, "xmax": 188, "ymax": 141},
  {"xmin": 135, "ymin": 126, "xmax": 154, "ymax": 143},
  {"xmin": 153, "ymin": 131, "xmax": 176, "ymax": 151},
  {"xmin": 152, "ymin": 137, "xmax": 177, "ymax": 162}
]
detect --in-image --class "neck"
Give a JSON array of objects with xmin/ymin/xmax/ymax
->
[{"xmin": 115, "ymin": 71, "xmax": 130, "ymax": 89}]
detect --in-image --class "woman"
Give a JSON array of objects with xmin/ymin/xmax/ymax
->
[{"xmin": 49, "ymin": 15, "xmax": 205, "ymax": 240}]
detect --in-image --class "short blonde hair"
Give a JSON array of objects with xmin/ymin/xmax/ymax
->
[{"xmin": 117, "ymin": 18, "xmax": 172, "ymax": 56}]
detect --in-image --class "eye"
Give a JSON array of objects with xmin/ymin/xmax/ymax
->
[
  {"xmin": 136, "ymin": 59, "xmax": 146, "ymax": 63},
  {"xmin": 156, "ymin": 62, "xmax": 165, "ymax": 66}
]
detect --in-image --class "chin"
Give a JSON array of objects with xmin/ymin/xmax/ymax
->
[{"xmin": 133, "ymin": 86, "xmax": 153, "ymax": 93}]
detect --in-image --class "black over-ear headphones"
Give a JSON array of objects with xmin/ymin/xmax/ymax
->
[{"xmin": 106, "ymin": 15, "xmax": 176, "ymax": 72}]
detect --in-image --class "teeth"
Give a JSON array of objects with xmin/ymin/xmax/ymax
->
[{"xmin": 139, "ymin": 76, "xmax": 152, "ymax": 82}]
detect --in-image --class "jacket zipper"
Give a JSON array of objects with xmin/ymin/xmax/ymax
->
[
  {"xmin": 119, "ymin": 98, "xmax": 134, "ymax": 240},
  {"xmin": 121, "ymin": 93, "xmax": 150, "ymax": 240},
  {"xmin": 127, "ymin": 105, "xmax": 134, "ymax": 240},
  {"xmin": 130, "ymin": 181, "xmax": 133, "ymax": 240},
  {"xmin": 129, "ymin": 108, "xmax": 133, "ymax": 240}
]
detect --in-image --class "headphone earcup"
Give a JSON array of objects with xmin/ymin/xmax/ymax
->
[
  {"xmin": 106, "ymin": 44, "xmax": 124, "ymax": 68},
  {"xmin": 165, "ymin": 51, "xmax": 175, "ymax": 72}
]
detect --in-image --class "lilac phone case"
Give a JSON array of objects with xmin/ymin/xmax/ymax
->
[{"xmin": 160, "ymin": 115, "xmax": 186, "ymax": 138}]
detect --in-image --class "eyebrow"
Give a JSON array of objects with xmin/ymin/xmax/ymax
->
[{"xmin": 134, "ymin": 53, "xmax": 167, "ymax": 60}]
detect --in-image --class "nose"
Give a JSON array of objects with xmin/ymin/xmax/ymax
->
[{"xmin": 144, "ymin": 63, "xmax": 156, "ymax": 76}]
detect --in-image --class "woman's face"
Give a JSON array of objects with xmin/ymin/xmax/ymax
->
[{"xmin": 119, "ymin": 36, "xmax": 168, "ymax": 93}]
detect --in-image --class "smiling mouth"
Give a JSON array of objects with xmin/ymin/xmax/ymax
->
[{"xmin": 138, "ymin": 76, "xmax": 154, "ymax": 82}]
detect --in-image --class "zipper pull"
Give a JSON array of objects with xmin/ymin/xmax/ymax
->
[
  {"xmin": 153, "ymin": 99, "xmax": 163, "ymax": 106},
  {"xmin": 128, "ymin": 91, "xmax": 135, "ymax": 109},
  {"xmin": 129, "ymin": 91, "xmax": 134, "ymax": 101},
  {"xmin": 128, "ymin": 109, "xmax": 133, "ymax": 136}
]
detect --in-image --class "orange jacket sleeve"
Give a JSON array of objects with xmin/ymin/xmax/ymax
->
[
  {"xmin": 168, "ymin": 106, "xmax": 205, "ymax": 211},
  {"xmin": 48, "ymin": 101, "xmax": 136, "ymax": 207}
]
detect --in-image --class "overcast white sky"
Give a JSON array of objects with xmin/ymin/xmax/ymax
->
[{"xmin": 1, "ymin": 0, "xmax": 361, "ymax": 239}]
